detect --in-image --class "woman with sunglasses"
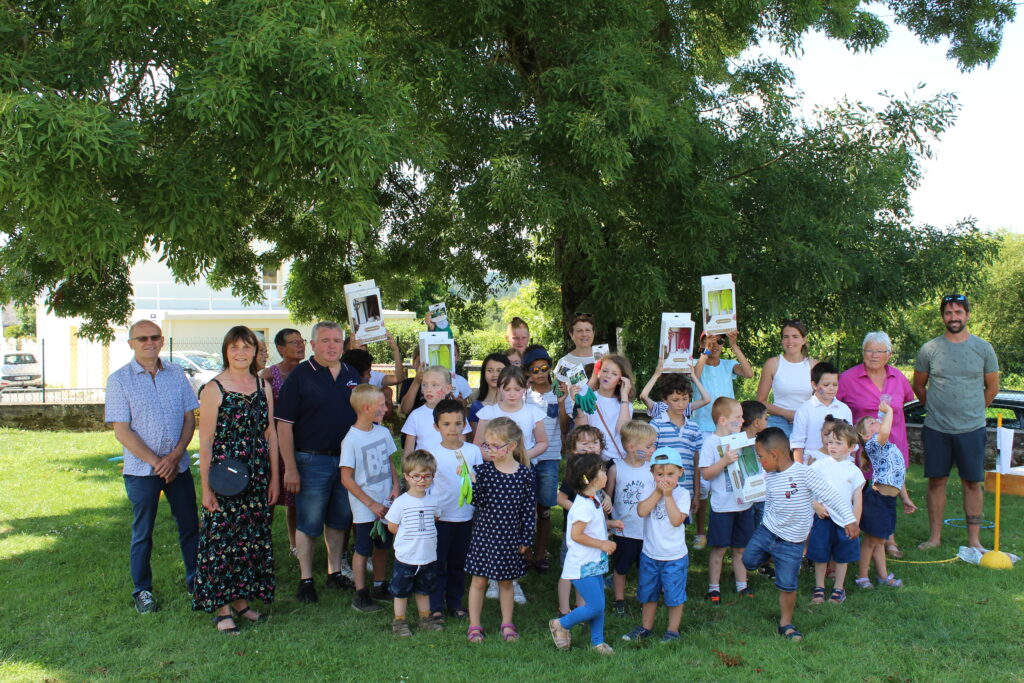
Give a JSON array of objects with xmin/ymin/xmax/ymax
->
[{"xmin": 756, "ymin": 320, "xmax": 818, "ymax": 437}]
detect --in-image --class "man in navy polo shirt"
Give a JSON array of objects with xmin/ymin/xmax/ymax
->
[{"xmin": 276, "ymin": 321, "xmax": 362, "ymax": 603}]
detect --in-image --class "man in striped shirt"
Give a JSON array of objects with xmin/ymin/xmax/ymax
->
[{"xmin": 743, "ymin": 428, "xmax": 860, "ymax": 642}]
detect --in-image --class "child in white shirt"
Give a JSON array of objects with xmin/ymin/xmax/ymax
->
[
  {"xmin": 401, "ymin": 366, "xmax": 470, "ymax": 455},
  {"xmin": 790, "ymin": 362, "xmax": 852, "ymax": 463},
  {"xmin": 610, "ymin": 421, "xmax": 657, "ymax": 615}
]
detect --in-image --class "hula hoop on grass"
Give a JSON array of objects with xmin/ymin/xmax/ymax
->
[
  {"xmin": 943, "ymin": 518, "xmax": 994, "ymax": 529},
  {"xmin": 888, "ymin": 556, "xmax": 961, "ymax": 564}
]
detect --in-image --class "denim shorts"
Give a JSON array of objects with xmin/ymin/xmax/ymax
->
[
  {"xmin": 612, "ymin": 536, "xmax": 644, "ymax": 575},
  {"xmin": 742, "ymin": 525, "xmax": 803, "ymax": 592},
  {"xmin": 766, "ymin": 415, "xmax": 793, "ymax": 438},
  {"xmin": 637, "ymin": 553, "xmax": 688, "ymax": 606},
  {"xmin": 294, "ymin": 451, "xmax": 352, "ymax": 537},
  {"xmin": 707, "ymin": 508, "xmax": 755, "ymax": 549},
  {"xmin": 806, "ymin": 516, "xmax": 860, "ymax": 564},
  {"xmin": 353, "ymin": 521, "xmax": 392, "ymax": 557},
  {"xmin": 533, "ymin": 459, "xmax": 560, "ymax": 508},
  {"xmin": 860, "ymin": 486, "xmax": 897, "ymax": 539},
  {"xmin": 390, "ymin": 560, "xmax": 438, "ymax": 598},
  {"xmin": 922, "ymin": 425, "xmax": 986, "ymax": 482}
]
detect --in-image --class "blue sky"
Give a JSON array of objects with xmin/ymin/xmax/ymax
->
[{"xmin": 758, "ymin": 15, "xmax": 1023, "ymax": 233}]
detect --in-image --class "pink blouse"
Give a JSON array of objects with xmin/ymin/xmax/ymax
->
[{"xmin": 837, "ymin": 363, "xmax": 914, "ymax": 465}]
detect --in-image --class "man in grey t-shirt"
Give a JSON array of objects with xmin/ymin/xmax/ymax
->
[{"xmin": 912, "ymin": 295, "xmax": 999, "ymax": 551}]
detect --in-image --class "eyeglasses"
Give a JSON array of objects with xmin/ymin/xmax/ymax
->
[
  {"xmin": 285, "ymin": 338, "xmax": 306, "ymax": 346},
  {"xmin": 481, "ymin": 441, "xmax": 512, "ymax": 452},
  {"xmin": 407, "ymin": 472, "xmax": 434, "ymax": 482},
  {"xmin": 529, "ymin": 364, "xmax": 550, "ymax": 375},
  {"xmin": 942, "ymin": 294, "xmax": 967, "ymax": 303},
  {"xmin": 863, "ymin": 348, "xmax": 889, "ymax": 355},
  {"xmin": 131, "ymin": 334, "xmax": 163, "ymax": 343}
]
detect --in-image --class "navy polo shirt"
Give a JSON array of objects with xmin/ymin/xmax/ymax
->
[{"xmin": 274, "ymin": 357, "xmax": 361, "ymax": 452}]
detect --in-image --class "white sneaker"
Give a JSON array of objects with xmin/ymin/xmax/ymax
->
[
  {"xmin": 339, "ymin": 557, "xmax": 354, "ymax": 582},
  {"xmin": 486, "ymin": 579, "xmax": 499, "ymax": 599},
  {"xmin": 512, "ymin": 581, "xmax": 527, "ymax": 604}
]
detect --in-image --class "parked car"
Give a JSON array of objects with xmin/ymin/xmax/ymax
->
[
  {"xmin": 160, "ymin": 351, "xmax": 222, "ymax": 395},
  {"xmin": 1, "ymin": 352, "xmax": 43, "ymax": 390},
  {"xmin": 903, "ymin": 390, "xmax": 1024, "ymax": 430}
]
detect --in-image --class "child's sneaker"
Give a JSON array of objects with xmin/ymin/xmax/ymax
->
[
  {"xmin": 706, "ymin": 589, "xmax": 721, "ymax": 605},
  {"xmin": 621, "ymin": 625, "xmax": 652, "ymax": 642},
  {"xmin": 391, "ymin": 618, "xmax": 412, "ymax": 637},
  {"xmin": 738, "ymin": 587, "xmax": 756, "ymax": 599},
  {"xmin": 612, "ymin": 599, "xmax": 626, "ymax": 616},
  {"xmin": 757, "ymin": 564, "xmax": 776, "ymax": 579},
  {"xmin": 660, "ymin": 631, "xmax": 681, "ymax": 644},
  {"xmin": 512, "ymin": 581, "xmax": 527, "ymax": 604},
  {"xmin": 692, "ymin": 535, "xmax": 707, "ymax": 550},
  {"xmin": 325, "ymin": 571, "xmax": 354, "ymax": 590},
  {"xmin": 485, "ymin": 579, "xmax": 499, "ymax": 599},
  {"xmin": 418, "ymin": 616, "xmax": 445, "ymax": 631},
  {"xmin": 592, "ymin": 643, "xmax": 615, "ymax": 655}
]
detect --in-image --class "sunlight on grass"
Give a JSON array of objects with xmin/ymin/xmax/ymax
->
[
  {"xmin": 0, "ymin": 533, "xmax": 58, "ymax": 558},
  {"xmin": 0, "ymin": 662, "xmax": 64, "ymax": 683}
]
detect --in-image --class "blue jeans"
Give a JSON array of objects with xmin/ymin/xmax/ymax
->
[
  {"xmin": 124, "ymin": 472, "xmax": 199, "ymax": 596},
  {"xmin": 294, "ymin": 451, "xmax": 352, "ymax": 537},
  {"xmin": 766, "ymin": 415, "xmax": 793, "ymax": 437},
  {"xmin": 560, "ymin": 575, "xmax": 606, "ymax": 646},
  {"xmin": 742, "ymin": 525, "xmax": 804, "ymax": 592},
  {"xmin": 430, "ymin": 520, "xmax": 473, "ymax": 614},
  {"xmin": 533, "ymin": 459, "xmax": 560, "ymax": 508}
]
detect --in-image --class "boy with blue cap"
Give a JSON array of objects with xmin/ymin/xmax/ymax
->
[{"xmin": 621, "ymin": 447, "xmax": 691, "ymax": 644}]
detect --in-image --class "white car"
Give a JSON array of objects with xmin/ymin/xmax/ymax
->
[
  {"xmin": 1, "ymin": 352, "xmax": 43, "ymax": 390},
  {"xmin": 159, "ymin": 351, "xmax": 222, "ymax": 395}
]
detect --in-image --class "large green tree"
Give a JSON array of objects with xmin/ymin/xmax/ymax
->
[{"xmin": 0, "ymin": 0, "xmax": 1012, "ymax": 347}]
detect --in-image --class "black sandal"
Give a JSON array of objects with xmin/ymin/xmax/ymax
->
[
  {"xmin": 428, "ymin": 611, "xmax": 447, "ymax": 624},
  {"xmin": 212, "ymin": 614, "xmax": 240, "ymax": 634},
  {"xmin": 235, "ymin": 606, "xmax": 267, "ymax": 624},
  {"xmin": 449, "ymin": 608, "xmax": 468, "ymax": 619},
  {"xmin": 777, "ymin": 623, "xmax": 803, "ymax": 641}
]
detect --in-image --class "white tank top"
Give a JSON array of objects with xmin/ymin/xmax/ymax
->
[{"xmin": 772, "ymin": 354, "xmax": 812, "ymax": 412}]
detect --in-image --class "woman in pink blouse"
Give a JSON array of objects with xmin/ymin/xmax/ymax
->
[{"xmin": 837, "ymin": 331, "xmax": 914, "ymax": 558}]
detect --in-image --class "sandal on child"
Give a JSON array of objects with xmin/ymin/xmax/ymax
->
[
  {"xmin": 466, "ymin": 625, "xmax": 485, "ymax": 643},
  {"xmin": 855, "ymin": 577, "xmax": 874, "ymax": 590},
  {"xmin": 500, "ymin": 623, "xmax": 520, "ymax": 642},
  {"xmin": 428, "ymin": 611, "xmax": 447, "ymax": 624},
  {"xmin": 885, "ymin": 543, "xmax": 904, "ymax": 559},
  {"xmin": 592, "ymin": 643, "xmax": 615, "ymax": 655},
  {"xmin": 777, "ymin": 623, "xmax": 803, "ymax": 641},
  {"xmin": 212, "ymin": 614, "xmax": 240, "ymax": 635},
  {"xmin": 877, "ymin": 573, "xmax": 903, "ymax": 587},
  {"xmin": 829, "ymin": 588, "xmax": 847, "ymax": 604},
  {"xmin": 548, "ymin": 618, "xmax": 571, "ymax": 650},
  {"xmin": 810, "ymin": 586, "xmax": 826, "ymax": 605}
]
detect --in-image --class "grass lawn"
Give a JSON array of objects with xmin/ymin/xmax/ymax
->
[{"xmin": 1, "ymin": 428, "xmax": 1023, "ymax": 682}]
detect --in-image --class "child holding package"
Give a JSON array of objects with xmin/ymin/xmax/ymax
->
[
  {"xmin": 549, "ymin": 452, "xmax": 624, "ymax": 655},
  {"xmin": 699, "ymin": 397, "xmax": 755, "ymax": 604},
  {"xmin": 425, "ymin": 399, "xmax": 483, "ymax": 622},
  {"xmin": 464, "ymin": 418, "xmax": 535, "ymax": 643},
  {"xmin": 855, "ymin": 401, "xmax": 917, "ymax": 589},
  {"xmin": 340, "ymin": 385, "xmax": 401, "ymax": 613},
  {"xmin": 621, "ymin": 447, "xmax": 691, "ymax": 644},
  {"xmin": 575, "ymin": 354, "xmax": 635, "ymax": 465},
  {"xmin": 639, "ymin": 357, "xmax": 711, "ymax": 423},
  {"xmin": 402, "ymin": 365, "xmax": 471, "ymax": 454},
  {"xmin": 808, "ymin": 422, "xmax": 865, "ymax": 605},
  {"xmin": 790, "ymin": 362, "xmax": 852, "ymax": 464},
  {"xmin": 610, "ymin": 421, "xmax": 658, "ymax": 615},
  {"xmin": 744, "ymin": 428, "xmax": 859, "ymax": 641},
  {"xmin": 385, "ymin": 450, "xmax": 442, "ymax": 636}
]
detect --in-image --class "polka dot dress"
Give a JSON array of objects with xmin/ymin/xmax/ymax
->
[{"xmin": 464, "ymin": 462, "xmax": 536, "ymax": 581}]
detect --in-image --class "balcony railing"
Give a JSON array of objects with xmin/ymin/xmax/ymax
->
[{"xmin": 132, "ymin": 282, "xmax": 284, "ymax": 311}]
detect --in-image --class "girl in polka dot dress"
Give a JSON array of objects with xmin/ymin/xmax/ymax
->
[{"xmin": 464, "ymin": 417, "xmax": 536, "ymax": 643}]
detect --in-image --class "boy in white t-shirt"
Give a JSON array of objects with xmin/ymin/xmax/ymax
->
[
  {"xmin": 385, "ymin": 449, "xmax": 442, "ymax": 636},
  {"xmin": 699, "ymin": 397, "xmax": 755, "ymax": 605},
  {"xmin": 621, "ymin": 447, "xmax": 692, "ymax": 645},
  {"xmin": 610, "ymin": 420, "xmax": 657, "ymax": 615},
  {"xmin": 340, "ymin": 385, "xmax": 400, "ymax": 613},
  {"xmin": 401, "ymin": 366, "xmax": 470, "ymax": 455},
  {"xmin": 790, "ymin": 362, "xmax": 852, "ymax": 464},
  {"xmin": 424, "ymin": 399, "xmax": 483, "ymax": 622}
]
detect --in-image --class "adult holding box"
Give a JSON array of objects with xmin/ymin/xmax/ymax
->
[{"xmin": 756, "ymin": 320, "xmax": 818, "ymax": 437}]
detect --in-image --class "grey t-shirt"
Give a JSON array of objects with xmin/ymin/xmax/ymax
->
[{"xmin": 915, "ymin": 335, "xmax": 998, "ymax": 434}]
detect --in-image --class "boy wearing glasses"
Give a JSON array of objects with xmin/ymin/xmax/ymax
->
[
  {"xmin": 341, "ymin": 384, "xmax": 401, "ymax": 612},
  {"xmin": 386, "ymin": 450, "xmax": 442, "ymax": 636},
  {"xmin": 523, "ymin": 345, "xmax": 571, "ymax": 574}
]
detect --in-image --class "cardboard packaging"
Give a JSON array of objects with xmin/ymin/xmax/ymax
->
[
  {"xmin": 592, "ymin": 344, "xmax": 610, "ymax": 361},
  {"xmin": 419, "ymin": 332, "xmax": 456, "ymax": 371},
  {"xmin": 554, "ymin": 357, "xmax": 590, "ymax": 390},
  {"xmin": 701, "ymin": 273, "xmax": 737, "ymax": 335},
  {"xmin": 344, "ymin": 280, "xmax": 388, "ymax": 344},
  {"xmin": 428, "ymin": 302, "xmax": 449, "ymax": 330},
  {"xmin": 719, "ymin": 432, "xmax": 766, "ymax": 504},
  {"xmin": 660, "ymin": 313, "xmax": 695, "ymax": 373}
]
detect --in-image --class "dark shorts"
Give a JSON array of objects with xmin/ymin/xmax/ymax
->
[
  {"xmin": 390, "ymin": 560, "xmax": 438, "ymax": 598},
  {"xmin": 860, "ymin": 486, "xmax": 898, "ymax": 539},
  {"xmin": 707, "ymin": 508, "xmax": 755, "ymax": 549},
  {"xmin": 612, "ymin": 536, "xmax": 644, "ymax": 575},
  {"xmin": 353, "ymin": 521, "xmax": 392, "ymax": 557},
  {"xmin": 806, "ymin": 516, "xmax": 860, "ymax": 564},
  {"xmin": 742, "ymin": 525, "xmax": 803, "ymax": 592},
  {"xmin": 922, "ymin": 425, "xmax": 986, "ymax": 482},
  {"xmin": 533, "ymin": 459, "xmax": 560, "ymax": 508}
]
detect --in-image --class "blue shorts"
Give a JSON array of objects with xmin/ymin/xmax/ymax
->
[
  {"xmin": 861, "ymin": 486, "xmax": 897, "ymax": 539},
  {"xmin": 922, "ymin": 425, "xmax": 986, "ymax": 482},
  {"xmin": 742, "ymin": 525, "xmax": 803, "ymax": 592},
  {"xmin": 707, "ymin": 508, "xmax": 755, "ymax": 549},
  {"xmin": 806, "ymin": 516, "xmax": 860, "ymax": 564},
  {"xmin": 637, "ymin": 554, "xmax": 689, "ymax": 607},
  {"xmin": 766, "ymin": 415, "xmax": 793, "ymax": 437},
  {"xmin": 294, "ymin": 451, "xmax": 352, "ymax": 537},
  {"xmin": 612, "ymin": 536, "xmax": 643, "ymax": 575},
  {"xmin": 533, "ymin": 459, "xmax": 560, "ymax": 508},
  {"xmin": 389, "ymin": 560, "xmax": 438, "ymax": 598},
  {"xmin": 353, "ymin": 521, "xmax": 392, "ymax": 557}
]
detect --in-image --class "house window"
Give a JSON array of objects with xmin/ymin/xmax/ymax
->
[{"xmin": 262, "ymin": 266, "xmax": 279, "ymax": 285}]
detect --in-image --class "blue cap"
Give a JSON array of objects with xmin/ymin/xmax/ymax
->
[
  {"xmin": 650, "ymin": 447, "xmax": 684, "ymax": 469},
  {"xmin": 522, "ymin": 346, "xmax": 552, "ymax": 368}
]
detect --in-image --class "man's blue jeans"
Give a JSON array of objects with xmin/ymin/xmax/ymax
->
[{"xmin": 124, "ymin": 471, "xmax": 199, "ymax": 596}]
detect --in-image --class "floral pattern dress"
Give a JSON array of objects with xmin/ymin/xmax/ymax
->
[
  {"xmin": 268, "ymin": 365, "xmax": 295, "ymax": 508},
  {"xmin": 192, "ymin": 378, "xmax": 275, "ymax": 612}
]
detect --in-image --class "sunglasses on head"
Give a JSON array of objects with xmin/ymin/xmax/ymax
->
[
  {"xmin": 781, "ymin": 319, "xmax": 803, "ymax": 327},
  {"xmin": 942, "ymin": 294, "xmax": 967, "ymax": 303},
  {"xmin": 573, "ymin": 312, "xmax": 594, "ymax": 319}
]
